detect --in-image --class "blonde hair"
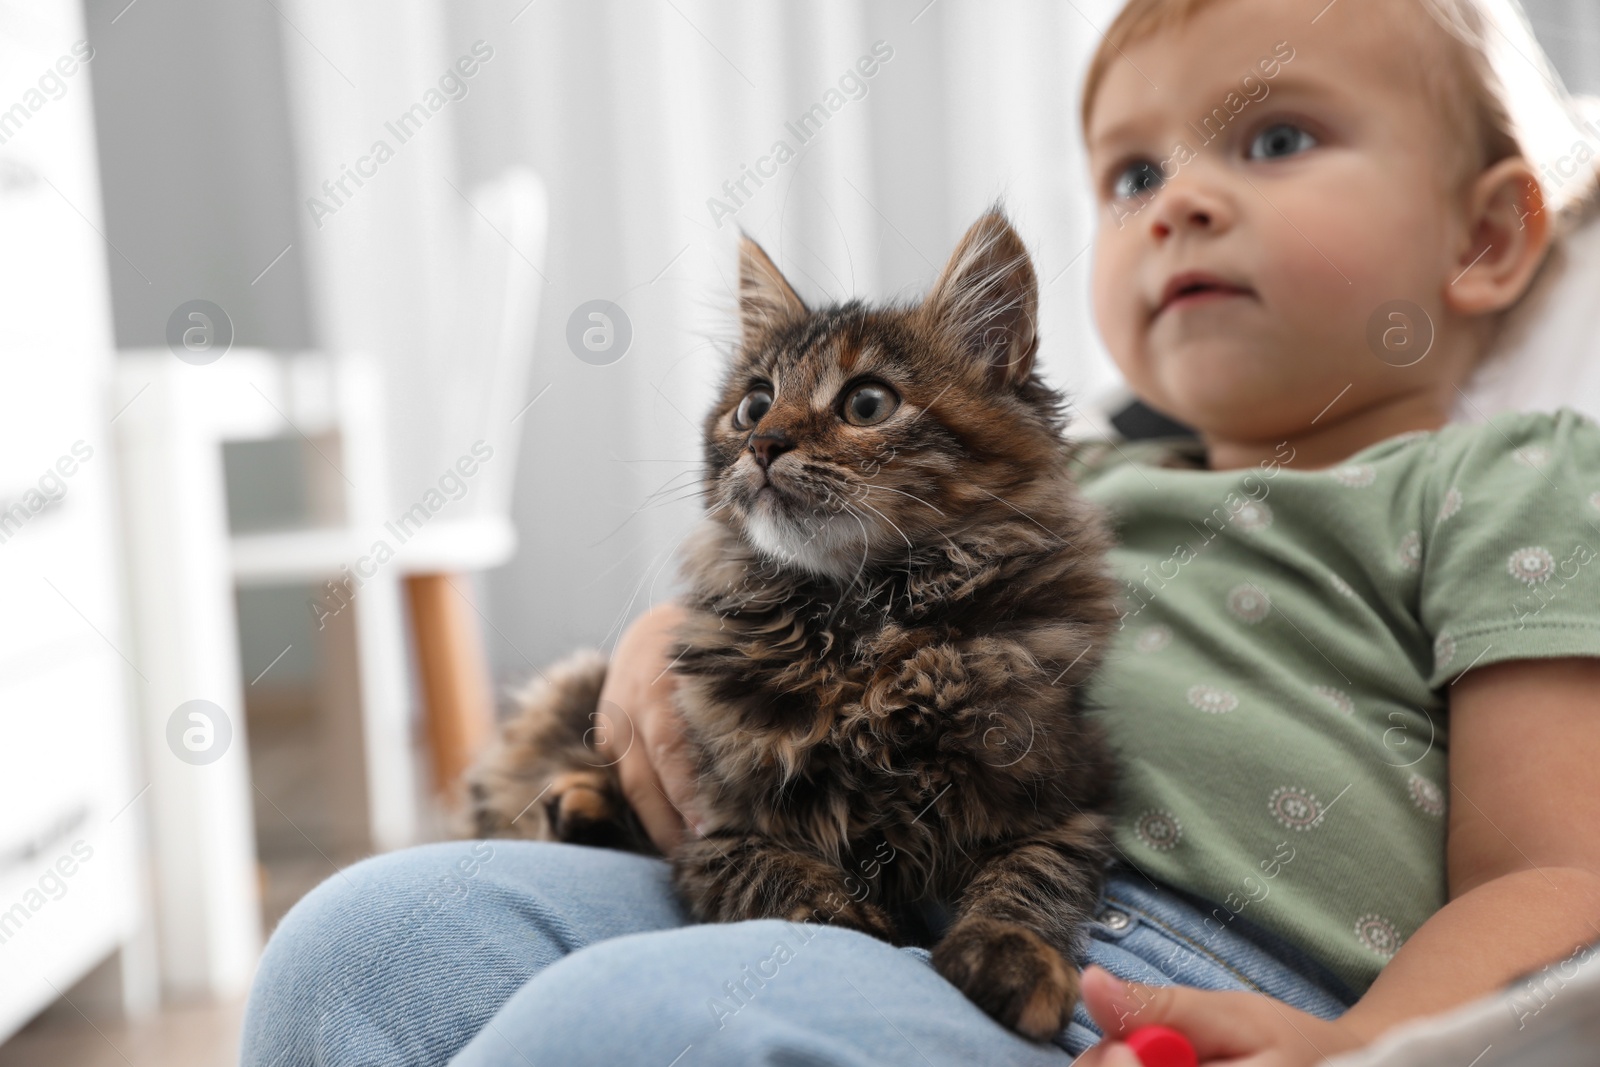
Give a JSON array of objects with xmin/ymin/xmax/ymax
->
[{"xmin": 1079, "ymin": 0, "xmax": 1600, "ymax": 240}]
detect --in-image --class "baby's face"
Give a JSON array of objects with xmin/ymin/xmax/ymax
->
[{"xmin": 1086, "ymin": 0, "xmax": 1474, "ymax": 444}]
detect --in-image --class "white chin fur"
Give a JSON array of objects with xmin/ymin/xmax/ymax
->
[{"xmin": 743, "ymin": 498, "xmax": 874, "ymax": 581}]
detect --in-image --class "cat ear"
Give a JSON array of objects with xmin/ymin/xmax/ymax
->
[
  {"xmin": 921, "ymin": 210, "xmax": 1039, "ymax": 387},
  {"xmin": 738, "ymin": 234, "xmax": 807, "ymax": 346}
]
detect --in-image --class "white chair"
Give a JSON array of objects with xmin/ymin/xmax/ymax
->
[{"xmin": 115, "ymin": 347, "xmax": 403, "ymax": 1001}]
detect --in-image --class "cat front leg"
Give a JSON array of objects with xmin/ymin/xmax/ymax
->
[
  {"xmin": 931, "ymin": 813, "xmax": 1109, "ymax": 1042},
  {"xmin": 672, "ymin": 833, "xmax": 902, "ymax": 944}
]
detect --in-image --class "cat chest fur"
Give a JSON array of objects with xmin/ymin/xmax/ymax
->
[{"xmin": 672, "ymin": 560, "xmax": 1109, "ymax": 895}]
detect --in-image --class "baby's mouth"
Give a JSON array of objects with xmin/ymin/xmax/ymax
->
[{"xmin": 1153, "ymin": 271, "xmax": 1255, "ymax": 320}]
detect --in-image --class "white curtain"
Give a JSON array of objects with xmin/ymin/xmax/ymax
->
[{"xmin": 279, "ymin": 0, "xmax": 1122, "ymax": 683}]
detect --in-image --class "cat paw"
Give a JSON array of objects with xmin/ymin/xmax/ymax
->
[
  {"xmin": 931, "ymin": 916, "xmax": 1078, "ymax": 1041},
  {"xmin": 542, "ymin": 770, "xmax": 631, "ymax": 848},
  {"xmin": 786, "ymin": 894, "xmax": 901, "ymax": 944}
]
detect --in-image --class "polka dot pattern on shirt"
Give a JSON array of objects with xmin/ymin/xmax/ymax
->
[
  {"xmin": 1186, "ymin": 684, "xmax": 1239, "ymax": 714},
  {"xmin": 1407, "ymin": 773, "xmax": 1445, "ymax": 816},
  {"xmin": 1135, "ymin": 809, "xmax": 1183, "ymax": 851},
  {"xmin": 1268, "ymin": 785, "xmax": 1326, "ymax": 831},
  {"xmin": 1313, "ymin": 685, "xmax": 1355, "ymax": 715},
  {"xmin": 1507, "ymin": 546, "xmax": 1556, "ymax": 586},
  {"xmin": 1074, "ymin": 407, "xmax": 1600, "ymax": 997},
  {"xmin": 1226, "ymin": 584, "xmax": 1271, "ymax": 623},
  {"xmin": 1135, "ymin": 626, "xmax": 1172, "ymax": 653},
  {"xmin": 1437, "ymin": 487, "xmax": 1463, "ymax": 522},
  {"xmin": 1433, "ymin": 631, "xmax": 1456, "ymax": 674},
  {"xmin": 1396, "ymin": 531, "xmax": 1422, "ymax": 571},
  {"xmin": 1230, "ymin": 499, "xmax": 1273, "ymax": 532},
  {"xmin": 1355, "ymin": 914, "xmax": 1403, "ymax": 958},
  {"xmin": 1330, "ymin": 464, "xmax": 1376, "ymax": 488},
  {"xmin": 1513, "ymin": 445, "xmax": 1551, "ymax": 468}
]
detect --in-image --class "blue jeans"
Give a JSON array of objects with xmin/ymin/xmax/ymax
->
[{"xmin": 241, "ymin": 840, "xmax": 1358, "ymax": 1065}]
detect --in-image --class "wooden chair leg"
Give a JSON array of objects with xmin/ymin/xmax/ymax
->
[{"xmin": 404, "ymin": 573, "xmax": 494, "ymax": 802}]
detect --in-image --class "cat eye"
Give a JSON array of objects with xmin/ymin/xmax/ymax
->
[
  {"xmin": 1247, "ymin": 122, "xmax": 1317, "ymax": 161},
  {"xmin": 840, "ymin": 381, "xmax": 898, "ymax": 426},
  {"xmin": 733, "ymin": 386, "xmax": 773, "ymax": 430}
]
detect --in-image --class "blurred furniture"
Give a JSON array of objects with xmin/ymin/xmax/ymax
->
[
  {"xmin": 115, "ymin": 349, "xmax": 386, "ymax": 1002},
  {"xmin": 0, "ymin": 0, "xmax": 151, "ymax": 1039},
  {"xmin": 390, "ymin": 167, "xmax": 548, "ymax": 796},
  {"xmin": 111, "ymin": 168, "xmax": 546, "ymax": 999}
]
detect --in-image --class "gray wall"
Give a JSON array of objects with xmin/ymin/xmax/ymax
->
[
  {"xmin": 1526, "ymin": 0, "xmax": 1600, "ymax": 95},
  {"xmin": 85, "ymin": 0, "xmax": 320, "ymax": 685},
  {"xmin": 84, "ymin": 0, "xmax": 312, "ymax": 348}
]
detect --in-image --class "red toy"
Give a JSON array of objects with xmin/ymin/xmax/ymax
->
[{"xmin": 1125, "ymin": 1025, "xmax": 1198, "ymax": 1067}]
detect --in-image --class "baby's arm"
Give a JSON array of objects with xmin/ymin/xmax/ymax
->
[{"xmin": 1334, "ymin": 655, "xmax": 1600, "ymax": 1038}]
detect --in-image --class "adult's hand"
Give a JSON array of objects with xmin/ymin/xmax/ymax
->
[{"xmin": 593, "ymin": 599, "xmax": 705, "ymax": 853}]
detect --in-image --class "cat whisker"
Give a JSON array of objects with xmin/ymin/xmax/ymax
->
[
  {"xmin": 590, "ymin": 489, "xmax": 715, "ymax": 548},
  {"xmin": 819, "ymin": 504, "xmax": 876, "ymax": 628},
  {"xmin": 577, "ymin": 538, "xmax": 653, "ymax": 590},
  {"xmin": 590, "ymin": 467, "xmax": 713, "ymax": 547},
  {"xmin": 601, "ymin": 507, "xmax": 725, "ymax": 649},
  {"xmin": 635, "ymin": 469, "xmax": 712, "ymax": 506},
  {"xmin": 851, "ymin": 497, "xmax": 913, "ymax": 550},
  {"xmin": 854, "ymin": 484, "xmax": 965, "ymax": 560},
  {"xmin": 857, "ymin": 482, "xmax": 948, "ymax": 517},
  {"xmin": 632, "ymin": 480, "xmax": 714, "ymax": 506},
  {"xmin": 972, "ymin": 486, "xmax": 1072, "ymax": 545},
  {"xmin": 608, "ymin": 454, "xmax": 713, "ymax": 465},
  {"xmin": 633, "ymin": 486, "xmax": 717, "ymax": 512}
]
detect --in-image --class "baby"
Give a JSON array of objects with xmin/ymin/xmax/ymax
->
[
  {"xmin": 596, "ymin": 0, "xmax": 1600, "ymax": 1062},
  {"xmin": 240, "ymin": 0, "xmax": 1600, "ymax": 1064}
]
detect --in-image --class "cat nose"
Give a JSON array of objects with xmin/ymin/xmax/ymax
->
[{"xmin": 748, "ymin": 431, "xmax": 794, "ymax": 469}]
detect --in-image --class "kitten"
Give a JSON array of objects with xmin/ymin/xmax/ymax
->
[{"xmin": 463, "ymin": 209, "xmax": 1121, "ymax": 1041}]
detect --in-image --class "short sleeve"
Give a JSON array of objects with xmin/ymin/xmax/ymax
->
[{"xmin": 1419, "ymin": 408, "xmax": 1600, "ymax": 688}]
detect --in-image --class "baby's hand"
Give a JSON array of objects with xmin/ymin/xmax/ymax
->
[
  {"xmin": 1071, "ymin": 965, "xmax": 1364, "ymax": 1067},
  {"xmin": 593, "ymin": 599, "xmax": 705, "ymax": 853}
]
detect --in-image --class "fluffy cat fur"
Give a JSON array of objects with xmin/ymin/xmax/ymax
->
[{"xmin": 462, "ymin": 208, "xmax": 1121, "ymax": 1041}]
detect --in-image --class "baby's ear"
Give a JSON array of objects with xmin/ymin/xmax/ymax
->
[
  {"xmin": 921, "ymin": 209, "xmax": 1039, "ymax": 387},
  {"xmin": 738, "ymin": 234, "xmax": 807, "ymax": 348}
]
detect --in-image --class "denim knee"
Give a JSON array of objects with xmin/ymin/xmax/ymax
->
[
  {"xmin": 241, "ymin": 842, "xmax": 509, "ymax": 1066},
  {"xmin": 243, "ymin": 840, "xmax": 695, "ymax": 1067},
  {"xmin": 451, "ymin": 918, "xmax": 1072, "ymax": 1067}
]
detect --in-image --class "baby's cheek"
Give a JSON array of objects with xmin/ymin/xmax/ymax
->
[
  {"xmin": 1266, "ymin": 178, "xmax": 1438, "ymax": 326},
  {"xmin": 1089, "ymin": 234, "xmax": 1143, "ymax": 361},
  {"xmin": 1258, "ymin": 219, "xmax": 1384, "ymax": 339}
]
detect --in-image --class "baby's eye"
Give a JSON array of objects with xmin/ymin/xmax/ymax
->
[
  {"xmin": 1248, "ymin": 123, "xmax": 1317, "ymax": 161},
  {"xmin": 1110, "ymin": 159, "xmax": 1164, "ymax": 201}
]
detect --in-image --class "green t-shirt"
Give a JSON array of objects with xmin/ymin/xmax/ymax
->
[{"xmin": 1070, "ymin": 407, "xmax": 1600, "ymax": 997}]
